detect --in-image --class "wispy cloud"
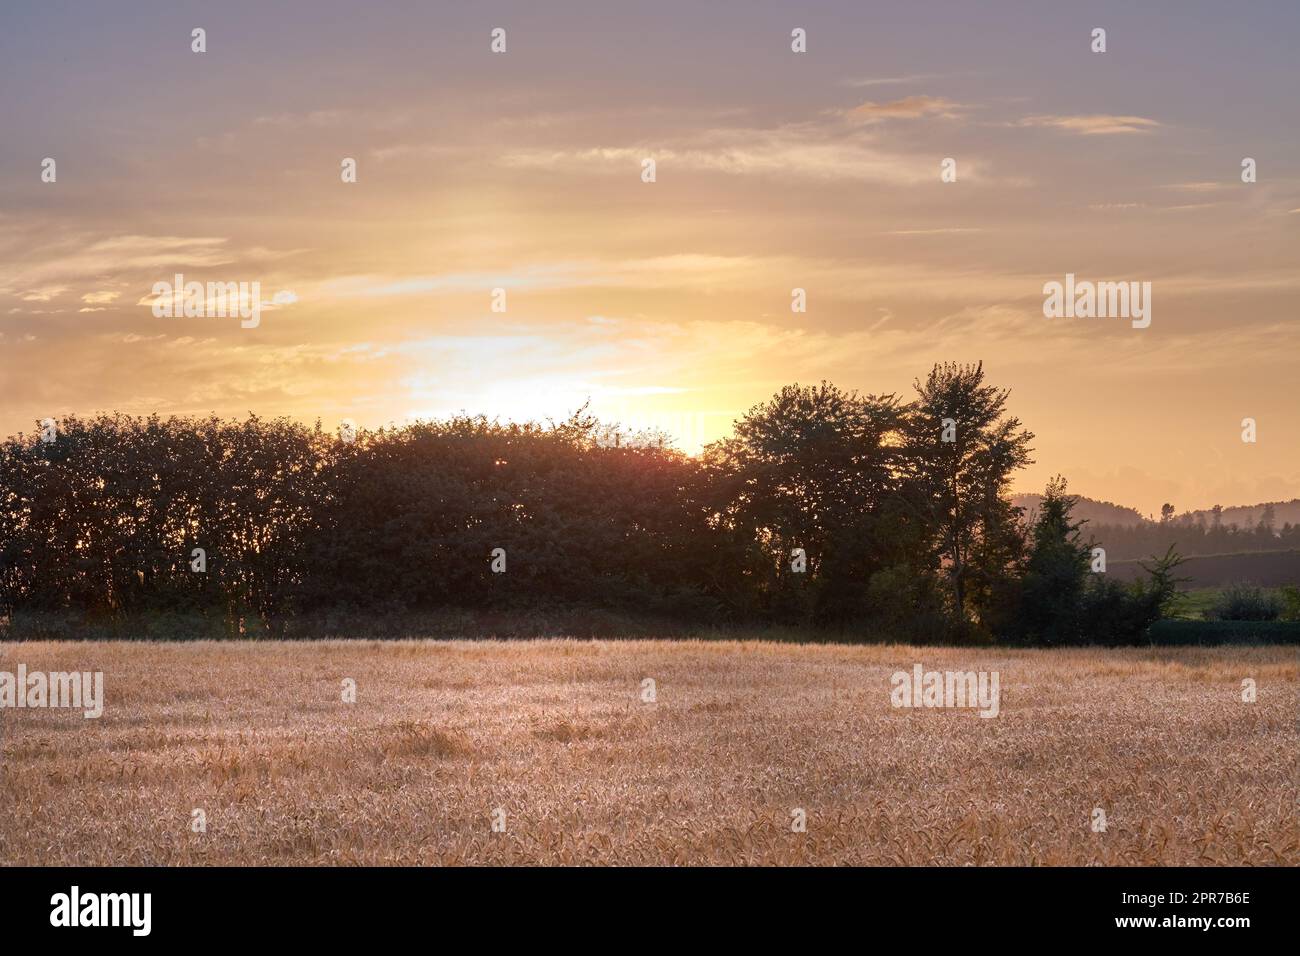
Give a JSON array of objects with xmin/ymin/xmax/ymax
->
[
  {"xmin": 1018, "ymin": 114, "xmax": 1161, "ymax": 135},
  {"xmin": 252, "ymin": 110, "xmax": 347, "ymax": 127},
  {"xmin": 0, "ymin": 235, "xmax": 236, "ymax": 290},
  {"xmin": 498, "ymin": 124, "xmax": 956, "ymax": 185},
  {"xmin": 844, "ymin": 73, "xmax": 956, "ymax": 88},
  {"xmin": 1161, "ymin": 181, "xmax": 1224, "ymax": 192},
  {"xmin": 847, "ymin": 95, "xmax": 964, "ymax": 121},
  {"xmin": 19, "ymin": 286, "xmax": 66, "ymax": 302}
]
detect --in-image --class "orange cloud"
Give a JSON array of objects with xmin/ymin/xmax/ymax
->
[
  {"xmin": 1018, "ymin": 114, "xmax": 1161, "ymax": 135},
  {"xmin": 848, "ymin": 95, "xmax": 963, "ymax": 120}
]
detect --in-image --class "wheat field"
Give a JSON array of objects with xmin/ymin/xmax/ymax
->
[{"xmin": 0, "ymin": 639, "xmax": 1295, "ymax": 866}]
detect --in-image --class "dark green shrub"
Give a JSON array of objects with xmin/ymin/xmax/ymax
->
[
  {"xmin": 1147, "ymin": 619, "xmax": 1300, "ymax": 645},
  {"xmin": 1207, "ymin": 583, "xmax": 1283, "ymax": 621},
  {"xmin": 1282, "ymin": 585, "xmax": 1300, "ymax": 622}
]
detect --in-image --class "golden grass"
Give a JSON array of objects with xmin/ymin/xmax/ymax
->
[{"xmin": 1, "ymin": 640, "xmax": 1295, "ymax": 865}]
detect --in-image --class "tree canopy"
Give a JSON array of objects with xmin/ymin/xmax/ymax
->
[{"xmin": 0, "ymin": 363, "xmax": 1177, "ymax": 644}]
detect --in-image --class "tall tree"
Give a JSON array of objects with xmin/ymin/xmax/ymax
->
[
  {"xmin": 902, "ymin": 362, "xmax": 1033, "ymax": 620},
  {"xmin": 1017, "ymin": 477, "xmax": 1092, "ymax": 645},
  {"xmin": 703, "ymin": 382, "xmax": 906, "ymax": 620}
]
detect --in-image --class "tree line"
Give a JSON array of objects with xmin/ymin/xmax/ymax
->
[
  {"xmin": 1080, "ymin": 518, "xmax": 1300, "ymax": 562},
  {"xmin": 0, "ymin": 362, "xmax": 1181, "ymax": 644}
]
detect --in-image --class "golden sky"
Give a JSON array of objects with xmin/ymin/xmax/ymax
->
[{"xmin": 2, "ymin": 1, "xmax": 1297, "ymax": 516}]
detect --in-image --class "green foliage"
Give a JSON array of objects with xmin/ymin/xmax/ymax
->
[
  {"xmin": 1136, "ymin": 545, "xmax": 1189, "ymax": 618},
  {"xmin": 1206, "ymin": 582, "xmax": 1284, "ymax": 621},
  {"xmin": 988, "ymin": 484, "xmax": 1187, "ymax": 646},
  {"xmin": 1076, "ymin": 578, "xmax": 1152, "ymax": 646},
  {"xmin": 703, "ymin": 381, "xmax": 919, "ymax": 627},
  {"xmin": 900, "ymin": 361, "xmax": 1034, "ymax": 622},
  {"xmin": 0, "ymin": 366, "xmax": 1223, "ymax": 644},
  {"xmin": 1073, "ymin": 546, "xmax": 1186, "ymax": 646},
  {"xmin": 1146, "ymin": 619, "xmax": 1300, "ymax": 646},
  {"xmin": 1281, "ymin": 585, "xmax": 1300, "ymax": 622},
  {"xmin": 1013, "ymin": 476, "xmax": 1092, "ymax": 645},
  {"xmin": 0, "ymin": 411, "xmax": 724, "ymax": 628},
  {"xmin": 0, "ymin": 413, "xmax": 325, "ymax": 631}
]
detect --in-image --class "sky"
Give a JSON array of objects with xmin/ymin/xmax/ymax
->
[{"xmin": 1, "ymin": 0, "xmax": 1297, "ymax": 517}]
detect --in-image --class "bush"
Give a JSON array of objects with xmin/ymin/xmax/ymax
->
[
  {"xmin": 1207, "ymin": 583, "xmax": 1283, "ymax": 621},
  {"xmin": 1147, "ymin": 619, "xmax": 1300, "ymax": 645},
  {"xmin": 1282, "ymin": 585, "xmax": 1300, "ymax": 622},
  {"xmin": 860, "ymin": 564, "xmax": 960, "ymax": 644},
  {"xmin": 1077, "ymin": 578, "xmax": 1150, "ymax": 646}
]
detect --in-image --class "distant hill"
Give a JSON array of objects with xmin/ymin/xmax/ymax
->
[
  {"xmin": 1012, "ymin": 495, "xmax": 1300, "ymax": 530},
  {"xmin": 1012, "ymin": 494, "xmax": 1145, "ymax": 528},
  {"xmin": 1177, "ymin": 499, "xmax": 1300, "ymax": 529}
]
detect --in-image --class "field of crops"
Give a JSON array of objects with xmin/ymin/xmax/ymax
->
[{"xmin": 1, "ymin": 640, "xmax": 1295, "ymax": 865}]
